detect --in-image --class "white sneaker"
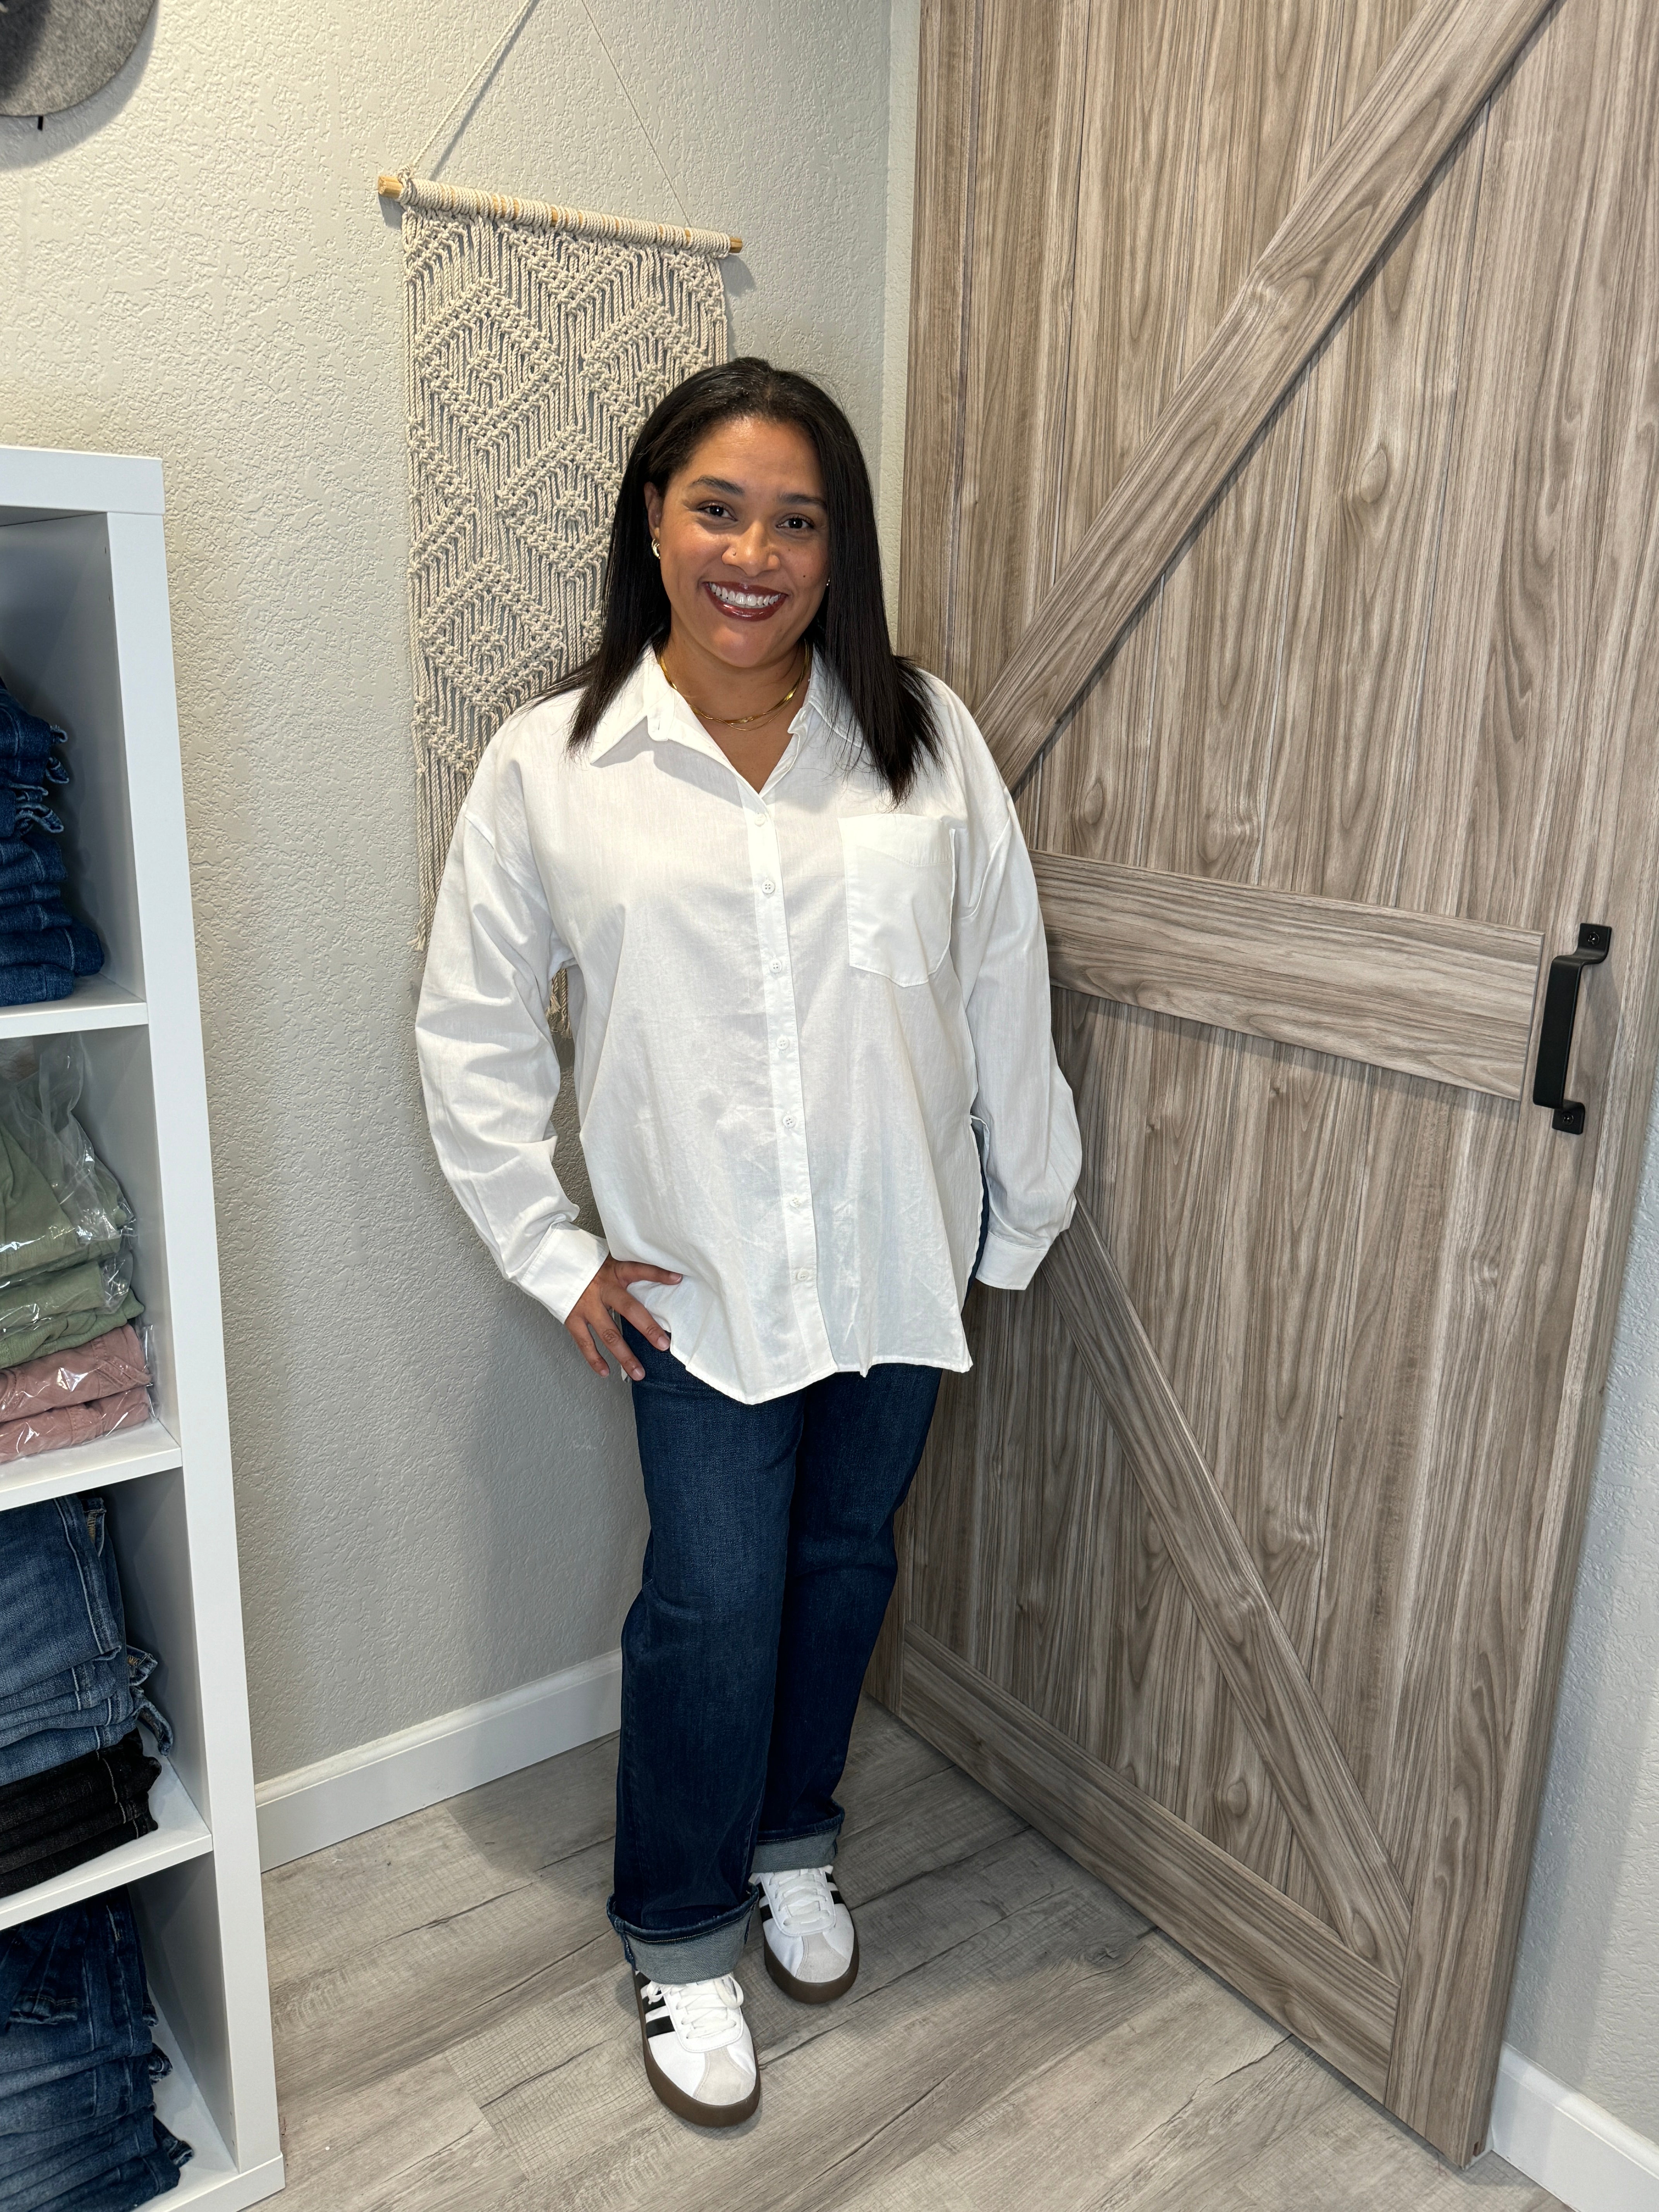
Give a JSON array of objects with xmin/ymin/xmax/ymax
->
[
  {"xmin": 757, "ymin": 1867, "xmax": 859, "ymax": 2004},
  {"xmin": 633, "ymin": 1971, "xmax": 759, "ymax": 2127}
]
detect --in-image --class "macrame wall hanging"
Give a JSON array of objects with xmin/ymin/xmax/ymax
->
[{"xmin": 383, "ymin": 0, "xmax": 738, "ymax": 938}]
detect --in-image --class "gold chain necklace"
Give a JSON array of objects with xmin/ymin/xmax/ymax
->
[{"xmin": 659, "ymin": 644, "xmax": 810, "ymax": 728}]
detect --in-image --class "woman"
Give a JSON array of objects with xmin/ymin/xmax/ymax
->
[{"xmin": 417, "ymin": 358, "xmax": 1080, "ymax": 2128}]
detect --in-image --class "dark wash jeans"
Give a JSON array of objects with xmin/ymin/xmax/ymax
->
[
  {"xmin": 0, "ymin": 1892, "xmax": 189, "ymax": 2205},
  {"xmin": 607, "ymin": 1178, "xmax": 990, "ymax": 1984},
  {"xmin": 0, "ymin": 1498, "xmax": 170, "ymax": 1791},
  {"xmin": 606, "ymin": 1334, "xmax": 944, "ymax": 1982}
]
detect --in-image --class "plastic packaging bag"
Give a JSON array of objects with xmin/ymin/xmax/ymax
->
[
  {"xmin": 0, "ymin": 1038, "xmax": 134, "ymax": 1285},
  {"xmin": 0, "ymin": 1041, "xmax": 139, "ymax": 1369},
  {"xmin": 0, "ymin": 1320, "xmax": 153, "ymax": 1463}
]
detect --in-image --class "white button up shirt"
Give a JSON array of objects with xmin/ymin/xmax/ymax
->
[{"xmin": 416, "ymin": 648, "xmax": 1080, "ymax": 1404}]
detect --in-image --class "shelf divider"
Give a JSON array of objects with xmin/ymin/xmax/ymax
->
[{"xmin": 0, "ymin": 976, "xmax": 147, "ymax": 1040}]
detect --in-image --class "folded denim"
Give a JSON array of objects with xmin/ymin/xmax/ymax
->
[
  {"xmin": 0, "ymin": 1697, "xmax": 168, "ymax": 1793},
  {"xmin": 0, "ymin": 888, "xmax": 65, "ymax": 920},
  {"xmin": 0, "ymin": 1506, "xmax": 170, "ymax": 1788},
  {"xmin": 26, "ymin": 2126, "xmax": 189, "ymax": 2212},
  {"xmin": 0, "ymin": 843, "xmax": 65, "ymax": 899},
  {"xmin": 0, "ymin": 1728, "xmax": 155, "ymax": 1824},
  {"xmin": 0, "ymin": 2049, "xmax": 160, "ymax": 2150},
  {"xmin": 0, "ymin": 1646, "xmax": 156, "ymax": 1754},
  {"xmin": 0, "ymin": 1891, "xmax": 189, "ymax": 2208},
  {"xmin": 0, "ymin": 971, "xmax": 72, "ymax": 1011},
  {"xmin": 0, "ymin": 689, "xmax": 64, "ymax": 770},
  {"xmin": 0, "ymin": 2108, "xmax": 164, "ymax": 2212},
  {"xmin": 0, "ymin": 1896, "xmax": 155, "ymax": 2092},
  {"xmin": 0, "ymin": 927, "xmax": 99, "ymax": 980},
  {"xmin": 0, "ymin": 797, "xmax": 61, "ymax": 843},
  {"xmin": 0, "ymin": 1814, "xmax": 158, "ymax": 1900},
  {"xmin": 0, "ymin": 901, "xmax": 76, "ymax": 936},
  {"xmin": 0, "ymin": 1501, "xmax": 121, "ymax": 1704},
  {"xmin": 0, "ymin": 1733, "xmax": 160, "ymax": 1867},
  {"xmin": 0, "ymin": 2072, "xmax": 160, "ymax": 2188}
]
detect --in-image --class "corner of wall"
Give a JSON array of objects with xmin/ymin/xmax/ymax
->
[{"xmin": 878, "ymin": 0, "xmax": 922, "ymax": 640}]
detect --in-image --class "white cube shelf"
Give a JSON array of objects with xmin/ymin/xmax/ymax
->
[{"xmin": 0, "ymin": 448, "xmax": 282, "ymax": 2206}]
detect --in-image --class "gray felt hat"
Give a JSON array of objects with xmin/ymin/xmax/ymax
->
[{"xmin": 0, "ymin": 0, "xmax": 156, "ymax": 117}]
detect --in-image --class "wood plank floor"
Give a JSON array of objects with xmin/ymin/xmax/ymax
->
[{"xmin": 263, "ymin": 1700, "xmax": 1563, "ymax": 2210}]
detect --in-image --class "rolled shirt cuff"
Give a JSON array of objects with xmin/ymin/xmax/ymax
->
[
  {"xmin": 973, "ymin": 1194, "xmax": 1077, "ymax": 1293},
  {"xmin": 517, "ymin": 1224, "xmax": 610, "ymax": 1323}
]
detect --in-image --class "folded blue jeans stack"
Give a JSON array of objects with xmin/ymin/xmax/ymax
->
[
  {"xmin": 0, "ymin": 1891, "xmax": 191, "ymax": 2209},
  {"xmin": 0, "ymin": 686, "xmax": 104, "ymax": 1008},
  {"xmin": 0, "ymin": 1499, "xmax": 171, "ymax": 1898}
]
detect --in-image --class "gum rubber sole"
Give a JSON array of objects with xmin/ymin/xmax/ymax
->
[
  {"xmin": 634, "ymin": 1979, "xmax": 761, "ymax": 2128},
  {"xmin": 762, "ymin": 1925, "xmax": 860, "ymax": 2004}
]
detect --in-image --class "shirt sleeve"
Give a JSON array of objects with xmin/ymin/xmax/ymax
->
[
  {"xmin": 950, "ymin": 728, "xmax": 1083, "ymax": 1292},
  {"xmin": 415, "ymin": 740, "xmax": 608, "ymax": 1323}
]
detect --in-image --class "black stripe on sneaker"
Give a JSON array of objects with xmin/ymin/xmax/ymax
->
[
  {"xmin": 758, "ymin": 1899, "xmax": 773, "ymax": 1922},
  {"xmin": 829, "ymin": 1885, "xmax": 845, "ymax": 1905},
  {"xmin": 645, "ymin": 2016, "xmax": 676, "ymax": 2037}
]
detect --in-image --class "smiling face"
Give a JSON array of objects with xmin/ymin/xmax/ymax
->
[{"xmin": 644, "ymin": 416, "xmax": 830, "ymax": 680}]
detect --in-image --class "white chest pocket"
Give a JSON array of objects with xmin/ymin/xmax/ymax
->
[{"xmin": 839, "ymin": 814, "xmax": 955, "ymax": 986}]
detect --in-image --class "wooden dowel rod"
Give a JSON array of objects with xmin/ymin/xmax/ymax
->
[{"xmin": 374, "ymin": 172, "xmax": 740, "ymax": 253}]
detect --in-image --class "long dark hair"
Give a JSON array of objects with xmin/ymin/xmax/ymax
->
[{"xmin": 554, "ymin": 359, "xmax": 939, "ymax": 800}]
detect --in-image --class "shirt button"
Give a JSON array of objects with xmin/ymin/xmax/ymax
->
[
  {"xmin": 790, "ymin": 1194, "xmax": 806, "ymax": 1209},
  {"xmin": 762, "ymin": 879, "xmax": 776, "ymax": 895},
  {"xmin": 783, "ymin": 1115, "xmax": 797, "ymax": 1129},
  {"xmin": 793, "ymin": 1268, "xmax": 813, "ymax": 1283},
  {"xmin": 770, "ymin": 959, "xmax": 785, "ymax": 975}
]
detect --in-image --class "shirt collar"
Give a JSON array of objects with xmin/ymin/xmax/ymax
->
[{"xmin": 587, "ymin": 644, "xmax": 859, "ymax": 764}]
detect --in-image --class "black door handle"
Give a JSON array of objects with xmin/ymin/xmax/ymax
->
[{"xmin": 1532, "ymin": 923, "xmax": 1612, "ymax": 1134}]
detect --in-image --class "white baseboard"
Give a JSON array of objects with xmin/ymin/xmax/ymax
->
[
  {"xmin": 1489, "ymin": 2046, "xmax": 1659, "ymax": 2212},
  {"xmin": 254, "ymin": 1649, "xmax": 622, "ymax": 1870}
]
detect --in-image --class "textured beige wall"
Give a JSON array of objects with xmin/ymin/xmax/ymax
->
[
  {"xmin": 1503, "ymin": 1079, "xmax": 1659, "ymax": 2145},
  {"xmin": 1, "ymin": 0, "xmax": 895, "ymax": 1778}
]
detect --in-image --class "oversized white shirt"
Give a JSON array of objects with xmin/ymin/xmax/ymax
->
[{"xmin": 416, "ymin": 647, "xmax": 1080, "ymax": 1403}]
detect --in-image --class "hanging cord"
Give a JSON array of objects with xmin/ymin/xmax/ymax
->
[
  {"xmin": 397, "ymin": 0, "xmax": 699, "ymax": 232},
  {"xmin": 408, "ymin": 0, "xmax": 544, "ymax": 179},
  {"xmin": 571, "ymin": 0, "xmax": 691, "ymax": 227},
  {"xmin": 378, "ymin": 0, "xmax": 740, "ymax": 248}
]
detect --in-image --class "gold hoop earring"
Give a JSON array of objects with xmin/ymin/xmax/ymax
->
[{"xmin": 650, "ymin": 539, "xmax": 661, "ymax": 560}]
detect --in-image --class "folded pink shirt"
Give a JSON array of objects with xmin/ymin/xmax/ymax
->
[
  {"xmin": 0, "ymin": 1322, "xmax": 148, "ymax": 1421},
  {"xmin": 0, "ymin": 1384, "xmax": 152, "ymax": 1464}
]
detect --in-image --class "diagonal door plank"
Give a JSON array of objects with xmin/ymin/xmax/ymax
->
[
  {"xmin": 975, "ymin": 0, "xmax": 1562, "ymax": 789},
  {"xmin": 902, "ymin": 1625, "xmax": 1399, "ymax": 2100},
  {"xmin": 1044, "ymin": 1201, "xmax": 1413, "ymax": 1978}
]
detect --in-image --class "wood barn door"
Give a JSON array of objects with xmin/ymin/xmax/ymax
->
[{"xmin": 874, "ymin": 0, "xmax": 1659, "ymax": 2164}]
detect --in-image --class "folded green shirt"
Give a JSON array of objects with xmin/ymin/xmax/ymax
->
[
  {"xmin": 0, "ymin": 1266, "xmax": 141, "ymax": 1371},
  {"xmin": 0, "ymin": 1121, "xmax": 132, "ymax": 1283}
]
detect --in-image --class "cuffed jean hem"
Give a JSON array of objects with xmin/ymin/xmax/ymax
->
[
  {"xmin": 607, "ymin": 1891, "xmax": 756, "ymax": 1984},
  {"xmin": 750, "ymin": 1819, "xmax": 840, "ymax": 1875}
]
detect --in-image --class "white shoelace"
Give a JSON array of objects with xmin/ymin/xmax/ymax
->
[
  {"xmin": 763, "ymin": 1867, "xmax": 838, "ymax": 1935},
  {"xmin": 647, "ymin": 1973, "xmax": 747, "ymax": 2051}
]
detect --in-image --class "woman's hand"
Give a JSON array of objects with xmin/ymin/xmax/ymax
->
[{"xmin": 566, "ymin": 1256, "xmax": 682, "ymax": 1380}]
